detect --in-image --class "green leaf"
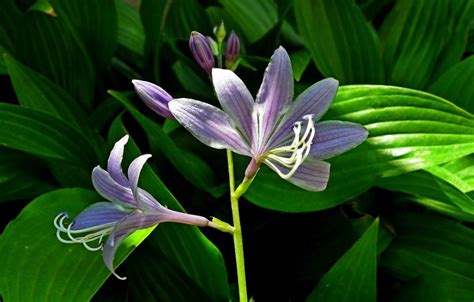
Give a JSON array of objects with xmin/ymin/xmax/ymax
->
[
  {"xmin": 172, "ymin": 60, "xmax": 214, "ymax": 99},
  {"xmin": 442, "ymin": 155, "xmax": 474, "ymax": 190},
  {"xmin": 116, "ymin": 0, "xmax": 144, "ymax": 62},
  {"xmin": 381, "ymin": 212, "xmax": 474, "ymax": 290},
  {"xmin": 163, "ymin": 0, "xmax": 210, "ymax": 41},
  {"xmin": 376, "ymin": 170, "xmax": 474, "ymax": 215},
  {"xmin": 244, "ymin": 86, "xmax": 474, "ymax": 212},
  {"xmin": 0, "ymin": 0, "xmax": 22, "ymax": 52},
  {"xmin": 109, "ymin": 91, "xmax": 220, "ymax": 195},
  {"xmin": 428, "ymin": 55, "xmax": 474, "ymax": 113},
  {"xmin": 13, "ymin": 10, "xmax": 95, "ymax": 109},
  {"xmin": 108, "ymin": 115, "xmax": 230, "ymax": 301},
  {"xmin": 0, "ymin": 103, "xmax": 97, "ymax": 164},
  {"xmin": 295, "ymin": 0, "xmax": 385, "ymax": 84},
  {"xmin": 219, "ymin": 0, "xmax": 278, "ymax": 43},
  {"xmin": 290, "ymin": 48, "xmax": 311, "ymax": 81},
  {"xmin": 0, "ymin": 148, "xmax": 55, "ymax": 202},
  {"xmin": 307, "ymin": 218, "xmax": 379, "ymax": 302},
  {"xmin": 53, "ymin": 0, "xmax": 118, "ymax": 72},
  {"xmin": 425, "ymin": 165, "xmax": 473, "ymax": 193},
  {"xmin": 0, "ymin": 188, "xmax": 154, "ymax": 302},
  {"xmin": 378, "ymin": 0, "xmax": 450, "ymax": 89}
]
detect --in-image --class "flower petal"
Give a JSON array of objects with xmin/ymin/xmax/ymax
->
[
  {"xmin": 71, "ymin": 202, "xmax": 128, "ymax": 230},
  {"xmin": 107, "ymin": 135, "xmax": 129, "ymax": 187},
  {"xmin": 266, "ymin": 157, "xmax": 330, "ymax": 191},
  {"xmin": 132, "ymin": 80, "xmax": 174, "ymax": 119},
  {"xmin": 268, "ymin": 78, "xmax": 339, "ymax": 148},
  {"xmin": 127, "ymin": 154, "xmax": 152, "ymax": 208},
  {"xmin": 212, "ymin": 68, "xmax": 256, "ymax": 146},
  {"xmin": 310, "ymin": 121, "xmax": 368, "ymax": 160},
  {"xmin": 255, "ymin": 47, "xmax": 294, "ymax": 148},
  {"xmin": 169, "ymin": 98, "xmax": 251, "ymax": 155},
  {"xmin": 103, "ymin": 211, "xmax": 166, "ymax": 279}
]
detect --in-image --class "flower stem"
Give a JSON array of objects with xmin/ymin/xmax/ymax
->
[{"xmin": 227, "ymin": 150, "xmax": 254, "ymax": 302}]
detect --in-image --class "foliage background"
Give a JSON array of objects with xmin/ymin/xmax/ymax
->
[{"xmin": 0, "ymin": 0, "xmax": 473, "ymax": 301}]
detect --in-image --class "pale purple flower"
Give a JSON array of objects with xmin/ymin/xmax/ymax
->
[
  {"xmin": 189, "ymin": 31, "xmax": 215, "ymax": 75},
  {"xmin": 132, "ymin": 80, "xmax": 175, "ymax": 119},
  {"xmin": 169, "ymin": 47, "xmax": 368, "ymax": 191},
  {"xmin": 225, "ymin": 31, "xmax": 240, "ymax": 70},
  {"xmin": 54, "ymin": 135, "xmax": 210, "ymax": 279}
]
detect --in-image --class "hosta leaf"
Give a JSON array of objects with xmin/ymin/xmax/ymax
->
[
  {"xmin": 0, "ymin": 0, "xmax": 22, "ymax": 52},
  {"xmin": 13, "ymin": 10, "xmax": 95, "ymax": 109},
  {"xmin": 219, "ymin": 0, "xmax": 278, "ymax": 43},
  {"xmin": 0, "ymin": 103, "xmax": 97, "ymax": 164},
  {"xmin": 442, "ymin": 155, "xmax": 474, "ymax": 190},
  {"xmin": 109, "ymin": 91, "xmax": 219, "ymax": 195},
  {"xmin": 116, "ymin": 0, "xmax": 144, "ymax": 62},
  {"xmin": 108, "ymin": 116, "xmax": 229, "ymax": 301},
  {"xmin": 428, "ymin": 55, "xmax": 474, "ymax": 113},
  {"xmin": 379, "ymin": 0, "xmax": 449, "ymax": 89},
  {"xmin": 163, "ymin": 0, "xmax": 210, "ymax": 41},
  {"xmin": 0, "ymin": 188, "xmax": 155, "ymax": 302},
  {"xmin": 172, "ymin": 60, "xmax": 214, "ymax": 99},
  {"xmin": 244, "ymin": 86, "xmax": 474, "ymax": 212},
  {"xmin": 376, "ymin": 170, "xmax": 474, "ymax": 215},
  {"xmin": 53, "ymin": 0, "xmax": 118, "ymax": 72},
  {"xmin": 307, "ymin": 218, "xmax": 378, "ymax": 302},
  {"xmin": 290, "ymin": 48, "xmax": 312, "ymax": 81},
  {"xmin": 295, "ymin": 0, "xmax": 385, "ymax": 84}
]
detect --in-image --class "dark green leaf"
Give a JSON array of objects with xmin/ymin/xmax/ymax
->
[
  {"xmin": 172, "ymin": 60, "xmax": 214, "ymax": 99},
  {"xmin": 428, "ymin": 55, "xmax": 474, "ymax": 113},
  {"xmin": 0, "ymin": 0, "xmax": 22, "ymax": 52},
  {"xmin": 163, "ymin": 0, "xmax": 210, "ymax": 40},
  {"xmin": 219, "ymin": 0, "xmax": 278, "ymax": 43},
  {"xmin": 290, "ymin": 48, "xmax": 311, "ymax": 81},
  {"xmin": 378, "ymin": 0, "xmax": 449, "ymax": 89},
  {"xmin": 116, "ymin": 0, "xmax": 144, "ymax": 63},
  {"xmin": 295, "ymin": 0, "xmax": 385, "ymax": 84},
  {"xmin": 0, "ymin": 188, "xmax": 154, "ymax": 302},
  {"xmin": 307, "ymin": 218, "xmax": 379, "ymax": 302},
  {"xmin": 244, "ymin": 86, "xmax": 474, "ymax": 212}
]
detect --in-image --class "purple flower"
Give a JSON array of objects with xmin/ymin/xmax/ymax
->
[
  {"xmin": 132, "ymin": 80, "xmax": 175, "ymax": 119},
  {"xmin": 189, "ymin": 31, "xmax": 215, "ymax": 75},
  {"xmin": 169, "ymin": 47, "xmax": 368, "ymax": 191},
  {"xmin": 225, "ymin": 31, "xmax": 240, "ymax": 70},
  {"xmin": 54, "ymin": 135, "xmax": 210, "ymax": 279}
]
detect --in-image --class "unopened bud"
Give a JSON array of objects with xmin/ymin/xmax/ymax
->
[
  {"xmin": 225, "ymin": 31, "xmax": 240, "ymax": 70},
  {"xmin": 132, "ymin": 80, "xmax": 175, "ymax": 119},
  {"xmin": 213, "ymin": 21, "xmax": 226, "ymax": 43},
  {"xmin": 189, "ymin": 31, "xmax": 215, "ymax": 75},
  {"xmin": 207, "ymin": 36, "xmax": 219, "ymax": 56}
]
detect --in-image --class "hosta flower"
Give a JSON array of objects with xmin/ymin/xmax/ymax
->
[
  {"xmin": 54, "ymin": 135, "xmax": 210, "ymax": 279},
  {"xmin": 189, "ymin": 31, "xmax": 215, "ymax": 75},
  {"xmin": 132, "ymin": 80, "xmax": 175, "ymax": 119},
  {"xmin": 225, "ymin": 31, "xmax": 240, "ymax": 70},
  {"xmin": 169, "ymin": 47, "xmax": 368, "ymax": 191}
]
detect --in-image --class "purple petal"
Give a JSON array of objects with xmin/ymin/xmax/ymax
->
[
  {"xmin": 71, "ymin": 202, "xmax": 128, "ymax": 230},
  {"xmin": 158, "ymin": 207, "xmax": 210, "ymax": 226},
  {"xmin": 266, "ymin": 157, "xmax": 331, "ymax": 191},
  {"xmin": 212, "ymin": 68, "xmax": 256, "ymax": 146},
  {"xmin": 310, "ymin": 121, "xmax": 368, "ymax": 160},
  {"xmin": 132, "ymin": 80, "xmax": 174, "ymax": 119},
  {"xmin": 168, "ymin": 98, "xmax": 252, "ymax": 156},
  {"xmin": 255, "ymin": 47, "xmax": 294, "ymax": 148},
  {"xmin": 107, "ymin": 135, "xmax": 129, "ymax": 187},
  {"xmin": 127, "ymin": 154, "xmax": 152, "ymax": 208},
  {"xmin": 189, "ymin": 31, "xmax": 215, "ymax": 75},
  {"xmin": 268, "ymin": 78, "xmax": 339, "ymax": 148}
]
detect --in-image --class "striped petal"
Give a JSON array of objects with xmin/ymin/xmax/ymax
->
[
  {"xmin": 107, "ymin": 135, "xmax": 129, "ymax": 187},
  {"xmin": 127, "ymin": 154, "xmax": 152, "ymax": 208},
  {"xmin": 212, "ymin": 68, "xmax": 256, "ymax": 146},
  {"xmin": 266, "ymin": 157, "xmax": 331, "ymax": 191},
  {"xmin": 310, "ymin": 121, "xmax": 368, "ymax": 160},
  {"xmin": 268, "ymin": 78, "xmax": 339, "ymax": 148},
  {"xmin": 169, "ymin": 98, "xmax": 251, "ymax": 155},
  {"xmin": 255, "ymin": 47, "xmax": 294, "ymax": 148},
  {"xmin": 71, "ymin": 202, "xmax": 128, "ymax": 230}
]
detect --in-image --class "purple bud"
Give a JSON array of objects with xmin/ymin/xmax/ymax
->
[
  {"xmin": 132, "ymin": 80, "xmax": 175, "ymax": 119},
  {"xmin": 189, "ymin": 31, "xmax": 215, "ymax": 75},
  {"xmin": 225, "ymin": 31, "xmax": 240, "ymax": 70}
]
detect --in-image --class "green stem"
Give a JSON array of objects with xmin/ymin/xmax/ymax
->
[{"xmin": 227, "ymin": 150, "xmax": 255, "ymax": 302}]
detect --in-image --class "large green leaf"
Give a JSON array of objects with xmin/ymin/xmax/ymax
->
[
  {"xmin": 244, "ymin": 86, "xmax": 474, "ymax": 212},
  {"xmin": 0, "ymin": 0, "xmax": 22, "ymax": 52},
  {"xmin": 163, "ymin": 0, "xmax": 210, "ymax": 40},
  {"xmin": 307, "ymin": 218, "xmax": 378, "ymax": 302},
  {"xmin": 0, "ymin": 188, "xmax": 154, "ymax": 301},
  {"xmin": 428, "ymin": 55, "xmax": 474, "ymax": 113},
  {"xmin": 108, "ymin": 116, "xmax": 229, "ymax": 301},
  {"xmin": 109, "ymin": 90, "xmax": 220, "ymax": 195},
  {"xmin": 0, "ymin": 103, "xmax": 97, "ymax": 164},
  {"xmin": 381, "ymin": 212, "xmax": 474, "ymax": 299},
  {"xmin": 295, "ymin": 0, "xmax": 385, "ymax": 84},
  {"xmin": 378, "ymin": 0, "xmax": 449, "ymax": 89},
  {"xmin": 442, "ymin": 155, "xmax": 474, "ymax": 191},
  {"xmin": 219, "ymin": 0, "xmax": 278, "ymax": 43},
  {"xmin": 116, "ymin": 0, "xmax": 144, "ymax": 63},
  {"xmin": 376, "ymin": 170, "xmax": 474, "ymax": 215},
  {"xmin": 13, "ymin": 10, "xmax": 95, "ymax": 109}
]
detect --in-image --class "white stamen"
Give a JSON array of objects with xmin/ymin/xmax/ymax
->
[
  {"xmin": 53, "ymin": 212, "xmax": 115, "ymax": 251},
  {"xmin": 264, "ymin": 115, "xmax": 315, "ymax": 179}
]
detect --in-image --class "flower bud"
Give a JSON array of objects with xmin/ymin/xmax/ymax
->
[
  {"xmin": 207, "ymin": 36, "xmax": 219, "ymax": 56},
  {"xmin": 189, "ymin": 31, "xmax": 215, "ymax": 75},
  {"xmin": 225, "ymin": 31, "xmax": 240, "ymax": 70},
  {"xmin": 213, "ymin": 21, "xmax": 226, "ymax": 43},
  {"xmin": 132, "ymin": 80, "xmax": 175, "ymax": 119}
]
